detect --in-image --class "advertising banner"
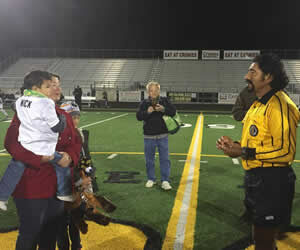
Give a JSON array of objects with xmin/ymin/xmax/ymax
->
[
  {"xmin": 218, "ymin": 92, "xmax": 239, "ymax": 104},
  {"xmin": 224, "ymin": 50, "xmax": 260, "ymax": 60},
  {"xmin": 202, "ymin": 50, "xmax": 220, "ymax": 60},
  {"xmin": 119, "ymin": 91, "xmax": 141, "ymax": 102},
  {"xmin": 163, "ymin": 50, "xmax": 198, "ymax": 60}
]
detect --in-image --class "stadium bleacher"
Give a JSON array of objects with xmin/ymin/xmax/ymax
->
[
  {"xmin": 0, "ymin": 58, "xmax": 154, "ymax": 95},
  {"xmin": 1, "ymin": 57, "xmax": 300, "ymax": 104}
]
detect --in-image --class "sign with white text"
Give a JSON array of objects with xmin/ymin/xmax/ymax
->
[
  {"xmin": 202, "ymin": 50, "xmax": 220, "ymax": 60},
  {"xmin": 218, "ymin": 92, "xmax": 239, "ymax": 104},
  {"xmin": 163, "ymin": 50, "xmax": 199, "ymax": 60},
  {"xmin": 224, "ymin": 50, "xmax": 260, "ymax": 60},
  {"xmin": 119, "ymin": 91, "xmax": 141, "ymax": 102}
]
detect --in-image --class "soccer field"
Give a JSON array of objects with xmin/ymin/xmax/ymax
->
[{"xmin": 1, "ymin": 111, "xmax": 300, "ymax": 249}]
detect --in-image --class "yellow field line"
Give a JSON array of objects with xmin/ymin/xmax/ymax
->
[
  {"xmin": 183, "ymin": 114, "xmax": 203, "ymax": 249},
  {"xmin": 0, "ymin": 152, "xmax": 223, "ymax": 157},
  {"xmin": 0, "ymin": 153, "xmax": 10, "ymax": 156},
  {"xmin": 91, "ymin": 152, "xmax": 227, "ymax": 157},
  {"xmin": 1, "ymin": 151, "xmax": 300, "ymax": 162},
  {"xmin": 91, "ymin": 152, "xmax": 145, "ymax": 155},
  {"xmin": 162, "ymin": 114, "xmax": 203, "ymax": 249},
  {"xmin": 91, "ymin": 152, "xmax": 191, "ymax": 156}
]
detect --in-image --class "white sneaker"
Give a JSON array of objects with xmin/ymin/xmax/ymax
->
[
  {"xmin": 161, "ymin": 181, "xmax": 172, "ymax": 190},
  {"xmin": 57, "ymin": 195, "xmax": 75, "ymax": 202},
  {"xmin": 145, "ymin": 180, "xmax": 156, "ymax": 188},
  {"xmin": 0, "ymin": 200, "xmax": 8, "ymax": 211}
]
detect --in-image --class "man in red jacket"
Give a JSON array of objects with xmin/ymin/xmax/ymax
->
[{"xmin": 4, "ymin": 73, "xmax": 82, "ymax": 250}]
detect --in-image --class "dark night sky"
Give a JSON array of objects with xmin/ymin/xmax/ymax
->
[{"xmin": 0, "ymin": 0, "xmax": 300, "ymax": 52}]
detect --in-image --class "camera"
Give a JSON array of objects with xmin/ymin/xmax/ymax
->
[{"xmin": 151, "ymin": 97, "xmax": 159, "ymax": 108}]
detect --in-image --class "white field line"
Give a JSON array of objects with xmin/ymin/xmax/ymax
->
[
  {"xmin": 232, "ymin": 158, "xmax": 239, "ymax": 165},
  {"xmin": 107, "ymin": 153, "xmax": 118, "ymax": 159},
  {"xmin": 0, "ymin": 113, "xmax": 129, "ymax": 152},
  {"xmin": 79, "ymin": 113, "xmax": 128, "ymax": 129},
  {"xmin": 174, "ymin": 115, "xmax": 203, "ymax": 249},
  {"xmin": 178, "ymin": 160, "xmax": 207, "ymax": 163}
]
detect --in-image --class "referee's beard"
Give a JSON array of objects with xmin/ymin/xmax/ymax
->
[{"xmin": 246, "ymin": 80, "xmax": 254, "ymax": 92}]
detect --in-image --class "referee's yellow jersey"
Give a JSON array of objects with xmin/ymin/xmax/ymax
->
[{"xmin": 241, "ymin": 89, "xmax": 300, "ymax": 170}]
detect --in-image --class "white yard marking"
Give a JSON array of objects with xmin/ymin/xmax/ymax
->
[
  {"xmin": 181, "ymin": 123, "xmax": 192, "ymax": 128},
  {"xmin": 107, "ymin": 153, "xmax": 118, "ymax": 159},
  {"xmin": 178, "ymin": 160, "xmax": 207, "ymax": 163},
  {"xmin": 232, "ymin": 158, "xmax": 239, "ymax": 165},
  {"xmin": 79, "ymin": 113, "xmax": 128, "ymax": 129}
]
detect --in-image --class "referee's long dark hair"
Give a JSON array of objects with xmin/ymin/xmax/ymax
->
[{"xmin": 253, "ymin": 53, "xmax": 289, "ymax": 91}]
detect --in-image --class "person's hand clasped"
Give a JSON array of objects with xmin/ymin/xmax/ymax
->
[
  {"xmin": 147, "ymin": 106, "xmax": 154, "ymax": 113},
  {"xmin": 216, "ymin": 136, "xmax": 242, "ymax": 158},
  {"xmin": 57, "ymin": 152, "xmax": 72, "ymax": 167},
  {"xmin": 155, "ymin": 104, "xmax": 165, "ymax": 112},
  {"xmin": 41, "ymin": 155, "xmax": 54, "ymax": 163}
]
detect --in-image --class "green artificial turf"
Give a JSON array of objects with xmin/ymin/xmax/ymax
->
[{"xmin": 1, "ymin": 111, "xmax": 300, "ymax": 249}]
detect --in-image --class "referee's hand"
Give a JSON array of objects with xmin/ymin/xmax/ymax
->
[{"xmin": 216, "ymin": 136, "xmax": 242, "ymax": 158}]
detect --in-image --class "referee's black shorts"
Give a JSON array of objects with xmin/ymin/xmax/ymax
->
[{"xmin": 244, "ymin": 166, "xmax": 296, "ymax": 227}]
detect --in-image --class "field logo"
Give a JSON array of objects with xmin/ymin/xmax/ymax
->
[
  {"xmin": 104, "ymin": 171, "xmax": 141, "ymax": 183},
  {"xmin": 207, "ymin": 124, "xmax": 235, "ymax": 129},
  {"xmin": 181, "ymin": 123, "xmax": 192, "ymax": 128}
]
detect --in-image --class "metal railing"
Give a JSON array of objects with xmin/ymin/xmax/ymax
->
[
  {"xmin": 16, "ymin": 48, "xmax": 300, "ymax": 59},
  {"xmin": 20, "ymin": 48, "xmax": 163, "ymax": 59},
  {"xmin": 1, "ymin": 76, "xmax": 299, "ymax": 96},
  {"xmin": 1, "ymin": 48, "xmax": 300, "ymax": 96}
]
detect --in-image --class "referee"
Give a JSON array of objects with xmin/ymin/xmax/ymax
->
[{"xmin": 217, "ymin": 53, "xmax": 300, "ymax": 250}]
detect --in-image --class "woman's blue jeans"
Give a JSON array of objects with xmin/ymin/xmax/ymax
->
[{"xmin": 144, "ymin": 136, "xmax": 170, "ymax": 182}]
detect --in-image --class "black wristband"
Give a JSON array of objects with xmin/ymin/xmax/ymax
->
[{"xmin": 241, "ymin": 147, "xmax": 256, "ymax": 160}]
